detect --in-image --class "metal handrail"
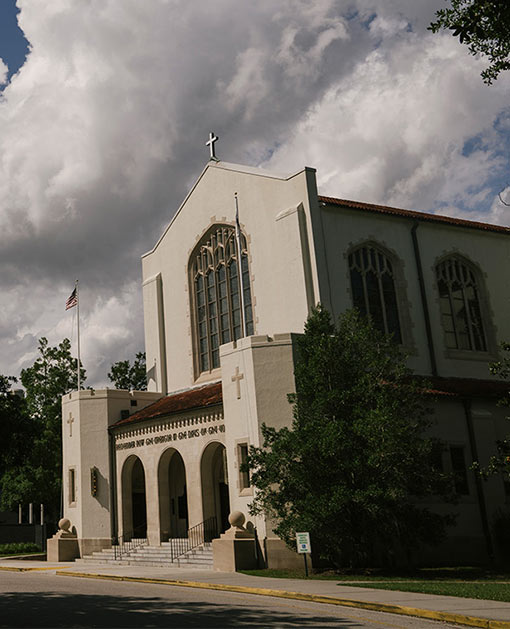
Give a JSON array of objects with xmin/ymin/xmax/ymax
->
[
  {"xmin": 168, "ymin": 516, "xmax": 218, "ymax": 561},
  {"xmin": 111, "ymin": 517, "xmax": 219, "ymax": 562},
  {"xmin": 112, "ymin": 523, "xmax": 147, "ymax": 560}
]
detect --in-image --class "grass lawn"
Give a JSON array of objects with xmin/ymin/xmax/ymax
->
[
  {"xmin": 339, "ymin": 581, "xmax": 510, "ymax": 603},
  {"xmin": 239, "ymin": 568, "xmax": 510, "ymax": 602},
  {"xmin": 241, "ymin": 569, "xmax": 344, "ymax": 581}
]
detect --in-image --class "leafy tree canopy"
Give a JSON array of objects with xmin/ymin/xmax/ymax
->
[
  {"xmin": 108, "ymin": 352, "xmax": 147, "ymax": 391},
  {"xmin": 0, "ymin": 338, "xmax": 85, "ymax": 521},
  {"xmin": 474, "ymin": 342, "xmax": 510, "ymax": 477},
  {"xmin": 247, "ymin": 307, "xmax": 452, "ymax": 569},
  {"xmin": 0, "ymin": 376, "xmax": 32, "ymax": 480},
  {"xmin": 429, "ymin": 0, "xmax": 510, "ymax": 84}
]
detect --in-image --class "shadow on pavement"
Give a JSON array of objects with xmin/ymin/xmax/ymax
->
[{"xmin": 0, "ymin": 590, "xmax": 363, "ymax": 628}]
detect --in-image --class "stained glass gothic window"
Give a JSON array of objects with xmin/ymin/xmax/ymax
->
[
  {"xmin": 191, "ymin": 225, "xmax": 254, "ymax": 374},
  {"xmin": 436, "ymin": 257, "xmax": 487, "ymax": 351},
  {"xmin": 348, "ymin": 245, "xmax": 402, "ymax": 342}
]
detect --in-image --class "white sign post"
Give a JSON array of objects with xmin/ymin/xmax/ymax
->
[{"xmin": 296, "ymin": 532, "xmax": 311, "ymax": 576}]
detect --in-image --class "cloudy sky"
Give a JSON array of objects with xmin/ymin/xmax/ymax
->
[{"xmin": 0, "ymin": 0, "xmax": 509, "ymax": 387}]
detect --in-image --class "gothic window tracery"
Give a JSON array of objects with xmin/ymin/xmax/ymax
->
[
  {"xmin": 191, "ymin": 225, "xmax": 254, "ymax": 374},
  {"xmin": 348, "ymin": 244, "xmax": 402, "ymax": 343},
  {"xmin": 436, "ymin": 257, "xmax": 487, "ymax": 352}
]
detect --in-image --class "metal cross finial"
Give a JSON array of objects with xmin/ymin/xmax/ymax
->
[{"xmin": 206, "ymin": 132, "xmax": 219, "ymax": 160}]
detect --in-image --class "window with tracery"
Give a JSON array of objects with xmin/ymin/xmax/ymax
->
[
  {"xmin": 348, "ymin": 245, "xmax": 402, "ymax": 343},
  {"xmin": 191, "ymin": 225, "xmax": 254, "ymax": 374},
  {"xmin": 436, "ymin": 257, "xmax": 487, "ymax": 352}
]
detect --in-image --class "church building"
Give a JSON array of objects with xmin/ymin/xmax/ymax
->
[{"xmin": 57, "ymin": 148, "xmax": 510, "ymax": 568}]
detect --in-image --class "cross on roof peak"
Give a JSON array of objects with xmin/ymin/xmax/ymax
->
[{"xmin": 206, "ymin": 132, "xmax": 219, "ymax": 161}]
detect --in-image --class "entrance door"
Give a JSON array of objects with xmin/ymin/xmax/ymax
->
[
  {"xmin": 121, "ymin": 455, "xmax": 147, "ymax": 540},
  {"xmin": 158, "ymin": 448, "xmax": 189, "ymax": 541},
  {"xmin": 201, "ymin": 442, "xmax": 230, "ymax": 536},
  {"xmin": 131, "ymin": 458, "xmax": 147, "ymax": 538},
  {"xmin": 169, "ymin": 451, "xmax": 188, "ymax": 538}
]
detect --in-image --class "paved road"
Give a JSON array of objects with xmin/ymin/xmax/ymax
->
[{"xmin": 0, "ymin": 571, "xmax": 463, "ymax": 628}]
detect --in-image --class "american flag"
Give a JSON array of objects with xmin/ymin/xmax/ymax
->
[{"xmin": 65, "ymin": 287, "xmax": 78, "ymax": 310}]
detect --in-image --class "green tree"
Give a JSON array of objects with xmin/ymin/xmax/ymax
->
[
  {"xmin": 429, "ymin": 0, "xmax": 510, "ymax": 84},
  {"xmin": 108, "ymin": 352, "xmax": 147, "ymax": 390},
  {"xmin": 0, "ymin": 338, "xmax": 85, "ymax": 521},
  {"xmin": 247, "ymin": 307, "xmax": 451, "ymax": 569},
  {"xmin": 0, "ymin": 376, "xmax": 33, "ymax": 483},
  {"xmin": 473, "ymin": 342, "xmax": 510, "ymax": 477}
]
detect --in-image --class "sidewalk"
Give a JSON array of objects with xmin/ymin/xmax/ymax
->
[{"xmin": 1, "ymin": 559, "xmax": 509, "ymax": 627}]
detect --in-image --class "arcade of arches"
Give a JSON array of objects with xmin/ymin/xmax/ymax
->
[{"xmin": 119, "ymin": 441, "xmax": 230, "ymax": 542}]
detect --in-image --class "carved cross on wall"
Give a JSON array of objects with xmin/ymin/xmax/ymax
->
[
  {"xmin": 67, "ymin": 413, "xmax": 74, "ymax": 437},
  {"xmin": 231, "ymin": 366, "xmax": 244, "ymax": 400}
]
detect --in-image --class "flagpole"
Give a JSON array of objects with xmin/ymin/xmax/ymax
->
[
  {"xmin": 76, "ymin": 279, "xmax": 81, "ymax": 391},
  {"xmin": 234, "ymin": 193, "xmax": 247, "ymax": 337}
]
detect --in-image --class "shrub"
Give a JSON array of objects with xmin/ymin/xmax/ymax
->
[{"xmin": 0, "ymin": 542, "xmax": 41, "ymax": 555}]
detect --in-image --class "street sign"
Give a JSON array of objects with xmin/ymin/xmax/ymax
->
[{"xmin": 296, "ymin": 531, "xmax": 311, "ymax": 554}]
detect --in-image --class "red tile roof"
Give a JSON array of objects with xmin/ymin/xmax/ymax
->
[
  {"xmin": 110, "ymin": 376, "xmax": 506, "ymax": 430},
  {"xmin": 418, "ymin": 376, "xmax": 509, "ymax": 399},
  {"xmin": 111, "ymin": 382, "xmax": 222, "ymax": 428},
  {"xmin": 319, "ymin": 196, "xmax": 510, "ymax": 235}
]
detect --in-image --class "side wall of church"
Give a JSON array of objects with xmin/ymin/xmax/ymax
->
[
  {"xmin": 315, "ymin": 205, "xmax": 510, "ymax": 380},
  {"xmin": 418, "ymin": 397, "xmax": 509, "ymax": 564},
  {"xmin": 309, "ymin": 204, "xmax": 510, "ymax": 563},
  {"xmin": 141, "ymin": 163, "xmax": 320, "ymax": 394}
]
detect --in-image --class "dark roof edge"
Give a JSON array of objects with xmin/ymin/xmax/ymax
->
[
  {"xmin": 318, "ymin": 195, "xmax": 510, "ymax": 235},
  {"xmin": 416, "ymin": 375, "xmax": 510, "ymax": 399}
]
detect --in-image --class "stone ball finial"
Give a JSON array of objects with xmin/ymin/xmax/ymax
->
[
  {"xmin": 228, "ymin": 511, "xmax": 245, "ymax": 529},
  {"xmin": 58, "ymin": 518, "xmax": 71, "ymax": 532}
]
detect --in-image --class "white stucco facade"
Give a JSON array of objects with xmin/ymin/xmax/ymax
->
[{"xmin": 61, "ymin": 159, "xmax": 510, "ymax": 566}]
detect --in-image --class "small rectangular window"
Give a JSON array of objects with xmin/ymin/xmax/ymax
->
[
  {"xmin": 450, "ymin": 446, "xmax": 469, "ymax": 495},
  {"xmin": 69, "ymin": 468, "xmax": 76, "ymax": 504},
  {"xmin": 238, "ymin": 443, "xmax": 250, "ymax": 490},
  {"xmin": 430, "ymin": 442, "xmax": 444, "ymax": 472}
]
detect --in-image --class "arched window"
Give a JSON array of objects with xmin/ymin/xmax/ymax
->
[
  {"xmin": 348, "ymin": 244, "xmax": 402, "ymax": 343},
  {"xmin": 436, "ymin": 257, "xmax": 487, "ymax": 351},
  {"xmin": 191, "ymin": 225, "xmax": 254, "ymax": 374}
]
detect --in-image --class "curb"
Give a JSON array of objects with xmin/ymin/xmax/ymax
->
[
  {"xmin": 56, "ymin": 571, "xmax": 510, "ymax": 629},
  {"xmin": 0, "ymin": 566, "xmax": 59, "ymax": 572}
]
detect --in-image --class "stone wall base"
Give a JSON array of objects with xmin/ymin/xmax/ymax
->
[
  {"xmin": 46, "ymin": 537, "xmax": 111, "ymax": 561},
  {"xmin": 78, "ymin": 538, "xmax": 112, "ymax": 558},
  {"xmin": 264, "ymin": 538, "xmax": 306, "ymax": 570},
  {"xmin": 212, "ymin": 536, "xmax": 308, "ymax": 572},
  {"xmin": 212, "ymin": 538, "xmax": 259, "ymax": 572},
  {"xmin": 47, "ymin": 537, "xmax": 80, "ymax": 562}
]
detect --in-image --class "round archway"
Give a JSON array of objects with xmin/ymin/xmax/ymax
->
[
  {"xmin": 121, "ymin": 455, "xmax": 147, "ymax": 540},
  {"xmin": 200, "ymin": 442, "xmax": 230, "ymax": 536},
  {"xmin": 158, "ymin": 448, "xmax": 188, "ymax": 541}
]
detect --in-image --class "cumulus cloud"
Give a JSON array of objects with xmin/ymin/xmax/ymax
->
[
  {"xmin": 0, "ymin": 58, "xmax": 8, "ymax": 86},
  {"xmin": 264, "ymin": 30, "xmax": 510, "ymax": 215},
  {"xmin": 0, "ymin": 0, "xmax": 509, "ymax": 386}
]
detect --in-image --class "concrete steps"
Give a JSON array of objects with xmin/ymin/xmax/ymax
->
[{"xmin": 77, "ymin": 540, "xmax": 214, "ymax": 569}]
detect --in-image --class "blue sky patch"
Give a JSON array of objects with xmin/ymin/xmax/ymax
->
[{"xmin": 0, "ymin": 0, "xmax": 29, "ymax": 86}]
